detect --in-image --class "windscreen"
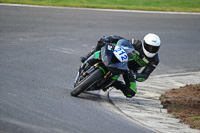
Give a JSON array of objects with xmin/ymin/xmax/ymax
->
[{"xmin": 116, "ymin": 39, "xmax": 135, "ymax": 61}]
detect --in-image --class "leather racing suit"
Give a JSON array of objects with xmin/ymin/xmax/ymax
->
[{"xmin": 82, "ymin": 35, "xmax": 160, "ymax": 98}]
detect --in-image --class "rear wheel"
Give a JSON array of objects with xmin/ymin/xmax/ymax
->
[{"xmin": 71, "ymin": 68, "xmax": 104, "ymax": 97}]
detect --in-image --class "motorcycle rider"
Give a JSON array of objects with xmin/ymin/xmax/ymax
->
[{"xmin": 80, "ymin": 33, "xmax": 161, "ymax": 98}]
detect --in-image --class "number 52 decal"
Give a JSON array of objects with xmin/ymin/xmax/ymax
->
[{"xmin": 113, "ymin": 46, "xmax": 128, "ymax": 62}]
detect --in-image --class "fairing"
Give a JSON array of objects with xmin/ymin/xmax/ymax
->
[{"xmin": 101, "ymin": 39, "xmax": 135, "ymax": 74}]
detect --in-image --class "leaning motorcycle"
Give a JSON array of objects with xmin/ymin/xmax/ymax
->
[{"xmin": 71, "ymin": 39, "xmax": 135, "ymax": 97}]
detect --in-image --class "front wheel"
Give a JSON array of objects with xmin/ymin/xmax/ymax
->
[{"xmin": 71, "ymin": 68, "xmax": 104, "ymax": 97}]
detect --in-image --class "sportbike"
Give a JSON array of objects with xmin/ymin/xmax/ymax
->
[{"xmin": 71, "ymin": 39, "xmax": 135, "ymax": 97}]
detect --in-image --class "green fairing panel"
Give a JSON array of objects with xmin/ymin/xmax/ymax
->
[
  {"xmin": 94, "ymin": 51, "xmax": 100, "ymax": 59},
  {"xmin": 99, "ymin": 67, "xmax": 106, "ymax": 74},
  {"xmin": 112, "ymin": 75, "xmax": 120, "ymax": 80}
]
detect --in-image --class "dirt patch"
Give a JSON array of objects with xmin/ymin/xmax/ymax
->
[{"xmin": 160, "ymin": 84, "xmax": 200, "ymax": 130}]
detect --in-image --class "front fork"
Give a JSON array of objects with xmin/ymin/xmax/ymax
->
[
  {"xmin": 96, "ymin": 69, "xmax": 120, "ymax": 91},
  {"xmin": 75, "ymin": 50, "xmax": 120, "ymax": 90}
]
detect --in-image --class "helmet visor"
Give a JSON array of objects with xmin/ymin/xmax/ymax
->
[{"xmin": 144, "ymin": 41, "xmax": 160, "ymax": 53}]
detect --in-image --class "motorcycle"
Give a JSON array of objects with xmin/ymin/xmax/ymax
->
[{"xmin": 71, "ymin": 39, "xmax": 135, "ymax": 97}]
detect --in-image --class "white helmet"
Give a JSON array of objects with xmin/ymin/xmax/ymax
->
[{"xmin": 142, "ymin": 33, "xmax": 161, "ymax": 58}]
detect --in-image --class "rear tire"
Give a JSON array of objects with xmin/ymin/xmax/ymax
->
[{"xmin": 71, "ymin": 68, "xmax": 103, "ymax": 97}]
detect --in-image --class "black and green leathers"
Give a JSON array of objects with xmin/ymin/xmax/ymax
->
[{"xmin": 80, "ymin": 35, "xmax": 160, "ymax": 98}]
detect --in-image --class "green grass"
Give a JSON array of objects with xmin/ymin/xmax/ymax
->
[
  {"xmin": 191, "ymin": 116, "xmax": 200, "ymax": 120},
  {"xmin": 1, "ymin": 0, "xmax": 200, "ymax": 12},
  {"xmin": 188, "ymin": 115, "xmax": 200, "ymax": 120}
]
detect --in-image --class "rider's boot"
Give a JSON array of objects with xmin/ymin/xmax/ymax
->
[
  {"xmin": 80, "ymin": 36, "xmax": 108, "ymax": 63},
  {"xmin": 112, "ymin": 81, "xmax": 127, "ymax": 94},
  {"xmin": 80, "ymin": 48, "xmax": 96, "ymax": 63},
  {"xmin": 112, "ymin": 80, "xmax": 134, "ymax": 98}
]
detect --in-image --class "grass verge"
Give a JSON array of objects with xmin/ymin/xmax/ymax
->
[
  {"xmin": 0, "ymin": 0, "xmax": 200, "ymax": 12},
  {"xmin": 160, "ymin": 84, "xmax": 200, "ymax": 130}
]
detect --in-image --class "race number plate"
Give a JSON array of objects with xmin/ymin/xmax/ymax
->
[{"xmin": 114, "ymin": 46, "xmax": 128, "ymax": 62}]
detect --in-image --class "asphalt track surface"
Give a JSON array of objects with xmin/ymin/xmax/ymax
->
[{"xmin": 0, "ymin": 4, "xmax": 200, "ymax": 133}]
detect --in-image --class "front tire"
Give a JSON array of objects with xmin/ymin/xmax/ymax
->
[{"xmin": 71, "ymin": 68, "xmax": 104, "ymax": 97}]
